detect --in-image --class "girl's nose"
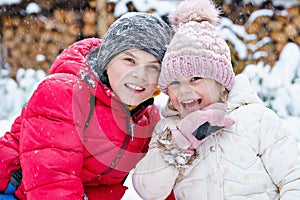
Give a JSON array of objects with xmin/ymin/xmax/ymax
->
[{"xmin": 179, "ymin": 82, "xmax": 193, "ymax": 93}]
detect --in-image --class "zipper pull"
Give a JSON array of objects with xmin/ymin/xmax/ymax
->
[
  {"xmin": 129, "ymin": 123, "xmax": 136, "ymax": 141},
  {"xmin": 83, "ymin": 193, "xmax": 89, "ymax": 200}
]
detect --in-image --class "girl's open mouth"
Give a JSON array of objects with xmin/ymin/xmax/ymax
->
[{"xmin": 181, "ymin": 99, "xmax": 202, "ymax": 112}]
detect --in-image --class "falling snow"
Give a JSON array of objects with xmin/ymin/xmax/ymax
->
[{"xmin": 1, "ymin": 0, "xmax": 300, "ymax": 199}]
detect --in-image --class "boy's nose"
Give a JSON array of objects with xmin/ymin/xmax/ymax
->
[{"xmin": 131, "ymin": 65, "xmax": 146, "ymax": 79}]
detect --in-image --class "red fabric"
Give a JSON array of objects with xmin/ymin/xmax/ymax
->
[
  {"xmin": 84, "ymin": 184, "xmax": 128, "ymax": 200},
  {"xmin": 0, "ymin": 38, "xmax": 160, "ymax": 199},
  {"xmin": 166, "ymin": 190, "xmax": 176, "ymax": 200},
  {"xmin": 0, "ymin": 115, "xmax": 22, "ymax": 191}
]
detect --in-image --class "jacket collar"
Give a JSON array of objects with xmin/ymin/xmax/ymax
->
[{"xmin": 227, "ymin": 74, "xmax": 263, "ymax": 112}]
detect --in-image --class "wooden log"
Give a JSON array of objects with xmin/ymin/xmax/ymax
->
[
  {"xmin": 274, "ymin": 42, "xmax": 286, "ymax": 54},
  {"xmin": 34, "ymin": 16, "xmax": 45, "ymax": 28},
  {"xmin": 46, "ymin": 43, "xmax": 60, "ymax": 55},
  {"xmin": 286, "ymin": 5, "xmax": 299, "ymax": 17},
  {"xmin": 269, "ymin": 31, "xmax": 288, "ymax": 43},
  {"xmin": 22, "ymin": 16, "xmax": 33, "ymax": 26},
  {"xmin": 67, "ymin": 24, "xmax": 81, "ymax": 37},
  {"xmin": 52, "ymin": 31, "xmax": 63, "ymax": 43},
  {"xmin": 267, "ymin": 20, "xmax": 284, "ymax": 32},
  {"xmin": 253, "ymin": 15, "xmax": 271, "ymax": 25},
  {"xmin": 89, "ymin": 0, "xmax": 97, "ymax": 9},
  {"xmin": 82, "ymin": 23, "xmax": 97, "ymax": 37},
  {"xmin": 292, "ymin": 15, "xmax": 300, "ymax": 30},
  {"xmin": 274, "ymin": 14, "xmax": 290, "ymax": 24},
  {"xmin": 96, "ymin": 0, "xmax": 114, "ymax": 38},
  {"xmin": 235, "ymin": 60, "xmax": 246, "ymax": 74},
  {"xmin": 267, "ymin": 53, "xmax": 278, "ymax": 67},
  {"xmin": 82, "ymin": 9, "xmax": 97, "ymax": 24},
  {"xmin": 54, "ymin": 9, "xmax": 66, "ymax": 22},
  {"xmin": 245, "ymin": 22, "xmax": 260, "ymax": 34},
  {"xmin": 56, "ymin": 22, "xmax": 71, "ymax": 33},
  {"xmin": 257, "ymin": 27, "xmax": 269, "ymax": 39},
  {"xmin": 2, "ymin": 29, "xmax": 14, "ymax": 40},
  {"xmin": 40, "ymin": 30, "xmax": 53, "ymax": 43},
  {"xmin": 294, "ymin": 36, "xmax": 300, "ymax": 46},
  {"xmin": 3, "ymin": 17, "xmax": 20, "ymax": 27},
  {"xmin": 283, "ymin": 23, "xmax": 298, "ymax": 38},
  {"xmin": 37, "ymin": 61, "xmax": 50, "ymax": 72},
  {"xmin": 65, "ymin": 10, "xmax": 79, "ymax": 24},
  {"xmin": 257, "ymin": 43, "xmax": 274, "ymax": 52},
  {"xmin": 44, "ymin": 18, "xmax": 56, "ymax": 30}
]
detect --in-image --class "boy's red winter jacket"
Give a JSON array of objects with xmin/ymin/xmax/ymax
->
[{"xmin": 0, "ymin": 38, "xmax": 160, "ymax": 199}]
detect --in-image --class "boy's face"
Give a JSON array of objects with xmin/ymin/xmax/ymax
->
[
  {"xmin": 167, "ymin": 76, "xmax": 225, "ymax": 117},
  {"xmin": 106, "ymin": 49, "xmax": 161, "ymax": 106}
]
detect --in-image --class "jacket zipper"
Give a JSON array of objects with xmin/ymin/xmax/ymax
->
[{"xmin": 129, "ymin": 121, "xmax": 136, "ymax": 141}]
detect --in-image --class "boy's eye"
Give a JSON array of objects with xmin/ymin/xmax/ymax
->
[
  {"xmin": 125, "ymin": 57, "xmax": 135, "ymax": 64},
  {"xmin": 190, "ymin": 77, "xmax": 202, "ymax": 82},
  {"xmin": 147, "ymin": 65, "xmax": 160, "ymax": 72}
]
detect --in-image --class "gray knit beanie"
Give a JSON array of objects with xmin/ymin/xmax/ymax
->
[{"xmin": 89, "ymin": 12, "xmax": 172, "ymax": 79}]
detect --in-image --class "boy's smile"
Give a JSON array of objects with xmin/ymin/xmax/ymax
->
[{"xmin": 125, "ymin": 83, "xmax": 145, "ymax": 92}]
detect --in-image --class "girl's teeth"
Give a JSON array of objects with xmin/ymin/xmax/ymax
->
[{"xmin": 182, "ymin": 99, "xmax": 196, "ymax": 104}]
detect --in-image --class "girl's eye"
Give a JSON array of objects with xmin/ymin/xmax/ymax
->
[
  {"xmin": 190, "ymin": 77, "xmax": 202, "ymax": 82},
  {"xmin": 169, "ymin": 80, "xmax": 180, "ymax": 86}
]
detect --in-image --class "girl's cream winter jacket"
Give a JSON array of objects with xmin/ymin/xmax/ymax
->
[{"xmin": 133, "ymin": 74, "xmax": 300, "ymax": 200}]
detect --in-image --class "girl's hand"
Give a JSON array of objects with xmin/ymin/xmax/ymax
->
[{"xmin": 172, "ymin": 103, "xmax": 235, "ymax": 151}]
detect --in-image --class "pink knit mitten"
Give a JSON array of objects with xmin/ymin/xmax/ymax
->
[{"xmin": 172, "ymin": 103, "xmax": 234, "ymax": 152}]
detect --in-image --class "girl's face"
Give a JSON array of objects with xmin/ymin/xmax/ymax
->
[
  {"xmin": 107, "ymin": 49, "xmax": 161, "ymax": 106},
  {"xmin": 167, "ymin": 76, "xmax": 225, "ymax": 117}
]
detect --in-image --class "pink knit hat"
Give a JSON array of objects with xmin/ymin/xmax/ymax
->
[{"xmin": 159, "ymin": 0, "xmax": 235, "ymax": 93}]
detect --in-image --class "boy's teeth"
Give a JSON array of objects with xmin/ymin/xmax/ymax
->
[{"xmin": 126, "ymin": 83, "xmax": 143, "ymax": 91}]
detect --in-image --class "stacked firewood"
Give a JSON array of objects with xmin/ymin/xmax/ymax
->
[
  {"xmin": 1, "ymin": 1, "xmax": 115, "ymax": 79},
  {"xmin": 223, "ymin": 3, "xmax": 300, "ymax": 73},
  {"xmin": 2, "ymin": 10, "xmax": 81, "ymax": 78},
  {"xmin": 1, "ymin": 1, "xmax": 300, "ymax": 78}
]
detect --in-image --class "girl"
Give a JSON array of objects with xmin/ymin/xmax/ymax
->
[
  {"xmin": 0, "ymin": 12, "xmax": 171, "ymax": 199},
  {"xmin": 132, "ymin": 0, "xmax": 300, "ymax": 199}
]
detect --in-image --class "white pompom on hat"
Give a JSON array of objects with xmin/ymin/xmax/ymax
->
[{"xmin": 159, "ymin": 0, "xmax": 235, "ymax": 93}]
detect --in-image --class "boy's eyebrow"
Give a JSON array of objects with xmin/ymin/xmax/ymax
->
[
  {"xmin": 123, "ymin": 51, "xmax": 136, "ymax": 58},
  {"xmin": 124, "ymin": 51, "xmax": 160, "ymax": 64}
]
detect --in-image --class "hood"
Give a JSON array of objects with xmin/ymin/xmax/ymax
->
[
  {"xmin": 48, "ymin": 38, "xmax": 102, "ymax": 79},
  {"xmin": 227, "ymin": 74, "xmax": 263, "ymax": 111}
]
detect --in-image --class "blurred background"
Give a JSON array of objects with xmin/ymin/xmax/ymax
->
[{"xmin": 1, "ymin": 0, "xmax": 299, "ymax": 78}]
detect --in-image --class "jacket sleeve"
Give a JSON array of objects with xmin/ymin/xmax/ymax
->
[
  {"xmin": 0, "ymin": 115, "xmax": 22, "ymax": 191},
  {"xmin": 258, "ymin": 107, "xmax": 300, "ymax": 199},
  {"xmin": 19, "ymin": 76, "xmax": 84, "ymax": 200},
  {"xmin": 132, "ymin": 120, "xmax": 179, "ymax": 200}
]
